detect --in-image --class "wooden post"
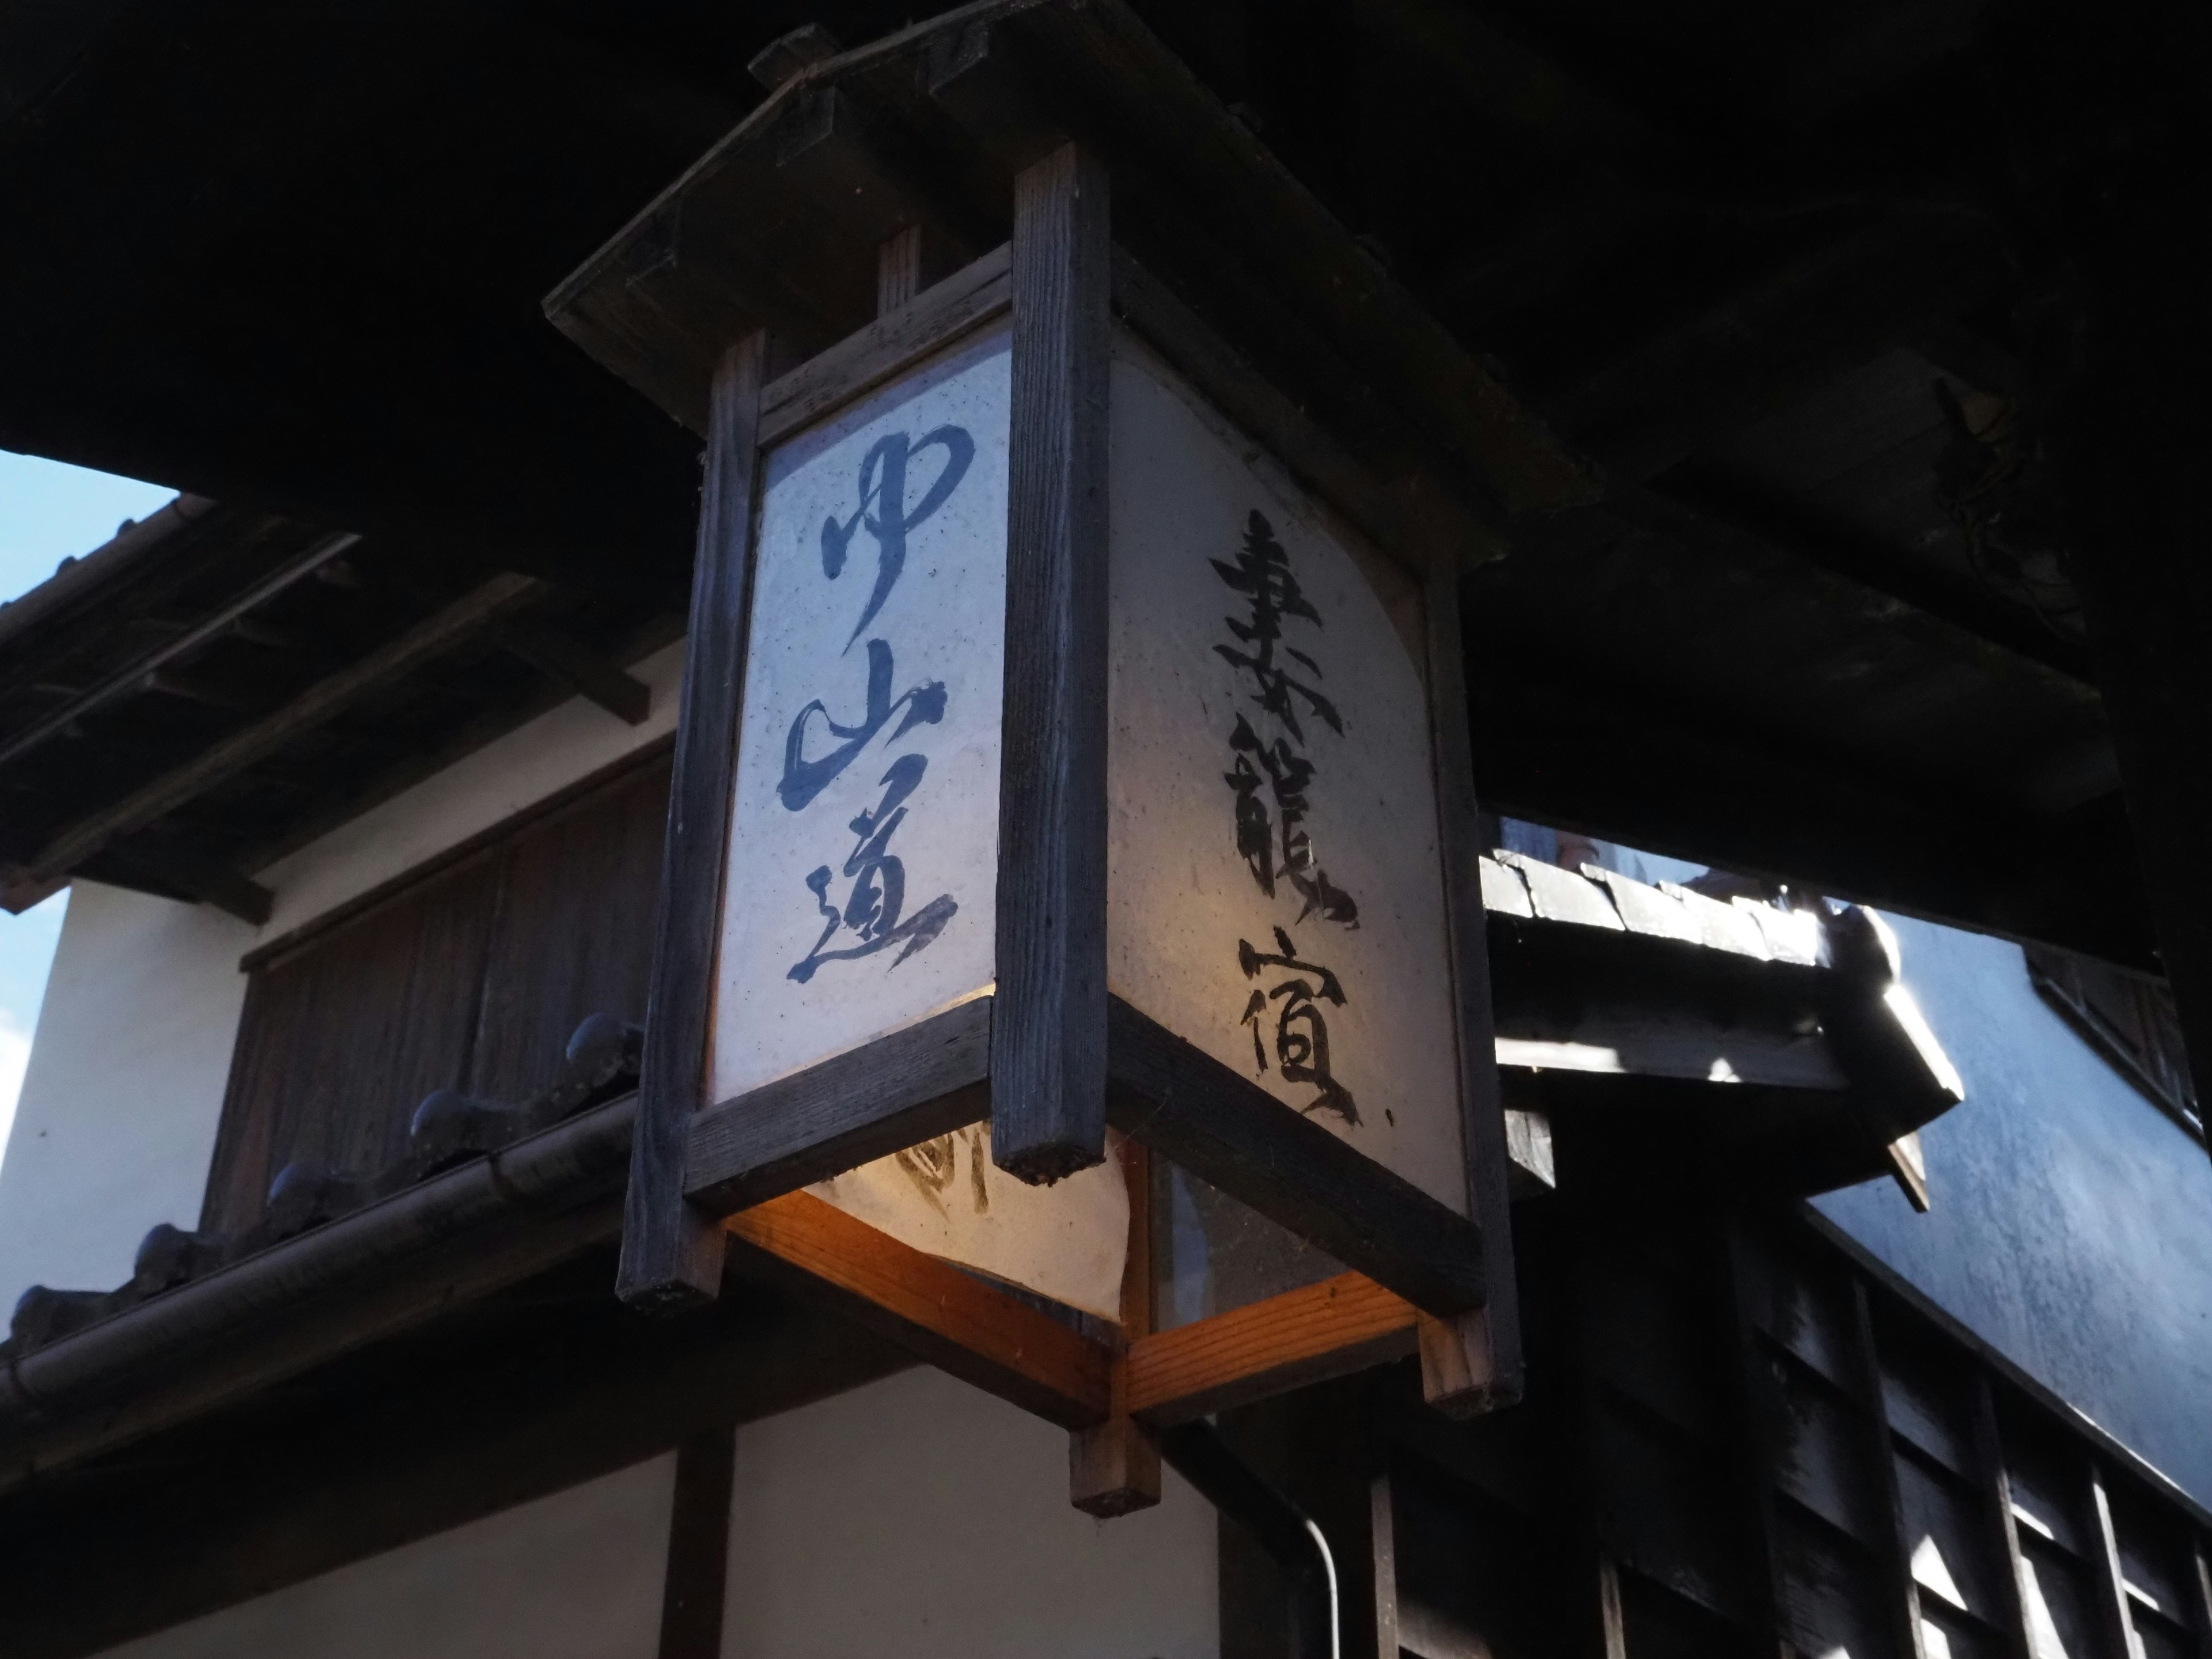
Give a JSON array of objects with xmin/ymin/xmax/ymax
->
[
  {"xmin": 657, "ymin": 1427, "xmax": 736, "ymax": 1659},
  {"xmin": 1418, "ymin": 557, "xmax": 1522, "ymax": 1411},
  {"xmin": 992, "ymin": 141, "xmax": 1112, "ymax": 1185},
  {"xmin": 1071, "ymin": 1134, "xmax": 1164, "ymax": 1515},
  {"xmin": 619, "ymin": 333, "xmax": 767, "ymax": 1310}
]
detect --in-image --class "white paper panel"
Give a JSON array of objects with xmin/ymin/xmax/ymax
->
[
  {"xmin": 1107, "ymin": 335, "xmax": 1470, "ymax": 1214},
  {"xmin": 714, "ymin": 326, "xmax": 1012, "ymax": 1099},
  {"xmin": 713, "ymin": 324, "xmax": 1126, "ymax": 1320}
]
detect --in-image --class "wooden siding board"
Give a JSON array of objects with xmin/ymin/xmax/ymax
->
[{"xmin": 469, "ymin": 756, "xmax": 670, "ymax": 1103}]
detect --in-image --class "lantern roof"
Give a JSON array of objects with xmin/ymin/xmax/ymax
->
[{"xmin": 545, "ymin": 0, "xmax": 1592, "ymax": 560}]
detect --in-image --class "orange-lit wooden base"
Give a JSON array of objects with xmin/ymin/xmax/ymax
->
[{"xmin": 722, "ymin": 1188, "xmax": 1496, "ymax": 1512}]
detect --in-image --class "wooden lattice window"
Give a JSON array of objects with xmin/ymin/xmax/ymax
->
[{"xmin": 2024, "ymin": 942, "xmax": 2200, "ymax": 1138}]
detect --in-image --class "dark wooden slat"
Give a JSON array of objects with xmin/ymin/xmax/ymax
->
[
  {"xmin": 683, "ymin": 997, "xmax": 994, "ymax": 1214},
  {"xmin": 1853, "ymin": 1278, "xmax": 1933, "ymax": 1659},
  {"xmin": 876, "ymin": 224, "xmax": 925, "ymax": 314},
  {"xmin": 990, "ymin": 141, "xmax": 1112, "ymax": 1184},
  {"xmin": 0, "ymin": 530, "xmax": 361, "ymax": 774},
  {"xmin": 1104, "ymin": 995, "xmax": 1487, "ymax": 1315},
  {"xmin": 240, "ymin": 739, "xmax": 673, "ymax": 971},
  {"xmin": 468, "ymin": 756, "xmax": 671, "ymax": 1103},
  {"xmin": 1421, "ymin": 556, "xmax": 1523, "ymax": 1408},
  {"xmin": 202, "ymin": 848, "xmax": 506, "ymax": 1231},
  {"xmin": 619, "ymin": 334, "xmax": 767, "ymax": 1311},
  {"xmin": 503, "ymin": 623, "xmax": 652, "ymax": 725},
  {"xmin": 24, "ymin": 570, "xmax": 546, "ymax": 885},
  {"xmin": 1124, "ymin": 1271, "xmax": 1418, "ymax": 1427},
  {"xmin": 721, "ymin": 1191, "xmax": 1112, "ymax": 1430},
  {"xmin": 759, "ymin": 243, "xmax": 1011, "ymax": 447},
  {"xmin": 657, "ymin": 1427, "xmax": 736, "ymax": 1659}
]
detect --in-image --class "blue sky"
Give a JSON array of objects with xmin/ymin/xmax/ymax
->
[{"xmin": 0, "ymin": 449, "xmax": 177, "ymax": 1159}]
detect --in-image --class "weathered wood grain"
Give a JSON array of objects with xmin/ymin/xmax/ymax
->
[
  {"xmin": 759, "ymin": 243, "xmax": 1011, "ymax": 446},
  {"xmin": 1126, "ymin": 1271, "xmax": 1419, "ymax": 1426},
  {"xmin": 1421, "ymin": 556, "xmax": 1525, "ymax": 1405},
  {"xmin": 683, "ymin": 997, "xmax": 993, "ymax": 1214},
  {"xmin": 991, "ymin": 142, "xmax": 1112, "ymax": 1184},
  {"xmin": 25, "ymin": 570, "xmax": 545, "ymax": 885},
  {"xmin": 620, "ymin": 333, "xmax": 767, "ymax": 1310}
]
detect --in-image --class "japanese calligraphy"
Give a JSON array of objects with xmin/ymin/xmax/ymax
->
[
  {"xmin": 779, "ymin": 422, "xmax": 974, "ymax": 984},
  {"xmin": 818, "ymin": 426, "xmax": 974, "ymax": 649},
  {"xmin": 1238, "ymin": 927, "xmax": 1357, "ymax": 1125},
  {"xmin": 1215, "ymin": 510, "xmax": 1361, "ymax": 1124}
]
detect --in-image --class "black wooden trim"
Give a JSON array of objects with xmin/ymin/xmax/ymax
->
[
  {"xmin": 620, "ymin": 333, "xmax": 768, "ymax": 1310},
  {"xmin": 240, "ymin": 735, "xmax": 675, "ymax": 971},
  {"xmin": 991, "ymin": 142, "xmax": 1113, "ymax": 1185},
  {"xmin": 684, "ymin": 996, "xmax": 994, "ymax": 1214},
  {"xmin": 758, "ymin": 243, "xmax": 1012, "ymax": 447},
  {"xmin": 657, "ymin": 1427, "xmax": 736, "ymax": 1659},
  {"xmin": 1422, "ymin": 558, "xmax": 1525, "ymax": 1400},
  {"xmin": 1103, "ymin": 995, "xmax": 1487, "ymax": 1316}
]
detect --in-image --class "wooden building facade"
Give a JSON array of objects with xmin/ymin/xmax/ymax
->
[{"xmin": 3, "ymin": 1, "xmax": 2211, "ymax": 1655}]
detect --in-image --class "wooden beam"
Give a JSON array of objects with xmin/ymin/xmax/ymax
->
[
  {"xmin": 1071, "ymin": 1134, "xmax": 1162, "ymax": 1517},
  {"xmin": 656, "ymin": 1428, "xmax": 734, "ymax": 1659},
  {"xmin": 1421, "ymin": 556, "xmax": 1522, "ymax": 1409},
  {"xmin": 991, "ymin": 141, "xmax": 1112, "ymax": 1184},
  {"xmin": 620, "ymin": 334, "xmax": 767, "ymax": 1312},
  {"xmin": 721, "ymin": 1192, "xmax": 1111, "ymax": 1430},
  {"xmin": 684, "ymin": 996, "xmax": 993, "ymax": 1214},
  {"xmin": 22, "ymin": 570, "xmax": 546, "ymax": 887},
  {"xmin": 0, "ymin": 530, "xmax": 361, "ymax": 774},
  {"xmin": 1125, "ymin": 1272, "xmax": 1418, "ymax": 1427},
  {"xmin": 758, "ymin": 243, "xmax": 1011, "ymax": 448},
  {"xmin": 1105, "ymin": 995, "xmax": 1488, "ymax": 1315},
  {"xmin": 503, "ymin": 624, "xmax": 652, "ymax": 725},
  {"xmin": 116, "ymin": 834, "xmax": 274, "ymax": 926}
]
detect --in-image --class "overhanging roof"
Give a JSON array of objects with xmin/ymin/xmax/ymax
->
[{"xmin": 0, "ymin": 0, "xmax": 2150, "ymax": 965}]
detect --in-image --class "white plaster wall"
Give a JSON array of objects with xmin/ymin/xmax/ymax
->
[
  {"xmin": 0, "ymin": 643, "xmax": 684, "ymax": 1307},
  {"xmin": 96, "ymin": 1453, "xmax": 675, "ymax": 1659},
  {"xmin": 0, "ymin": 881, "xmax": 256, "ymax": 1311},
  {"xmin": 725, "ymin": 1366, "xmax": 1219, "ymax": 1659}
]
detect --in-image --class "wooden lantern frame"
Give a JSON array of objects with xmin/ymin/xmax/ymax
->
[{"xmin": 546, "ymin": 0, "xmax": 1547, "ymax": 1510}]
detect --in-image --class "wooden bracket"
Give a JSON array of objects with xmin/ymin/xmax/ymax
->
[
  {"xmin": 1072, "ymin": 1134, "xmax": 1162, "ymax": 1517},
  {"xmin": 619, "ymin": 333, "xmax": 767, "ymax": 1312}
]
